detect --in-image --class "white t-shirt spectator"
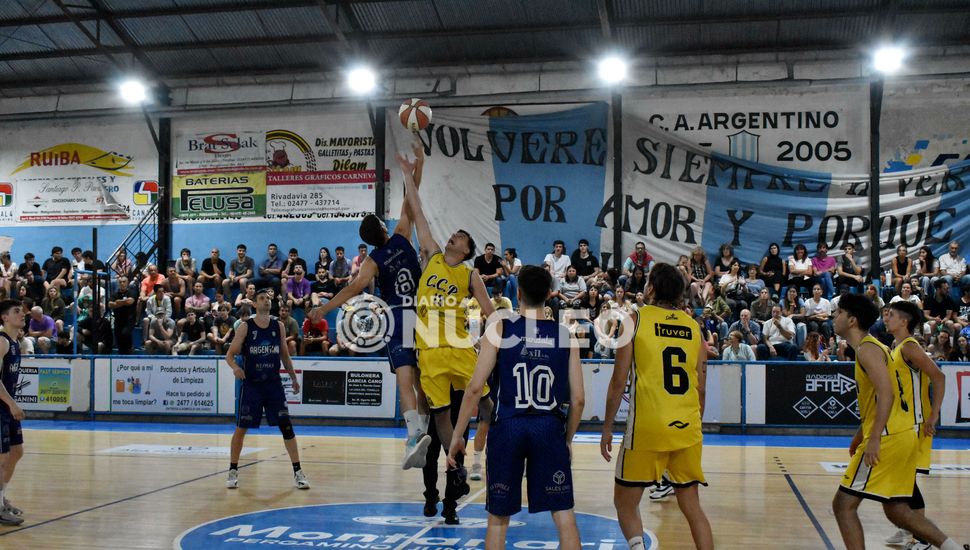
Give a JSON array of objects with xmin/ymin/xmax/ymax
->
[
  {"xmin": 544, "ymin": 253, "xmax": 570, "ymax": 279},
  {"xmin": 938, "ymin": 253, "xmax": 967, "ymax": 278},
  {"xmin": 805, "ymin": 297, "xmax": 832, "ymax": 317},
  {"xmin": 762, "ymin": 315, "xmax": 796, "ymax": 345},
  {"xmin": 889, "ymin": 294, "xmax": 922, "ymax": 306}
]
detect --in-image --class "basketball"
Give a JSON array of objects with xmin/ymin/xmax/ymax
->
[{"xmin": 398, "ymin": 98, "xmax": 432, "ymax": 131}]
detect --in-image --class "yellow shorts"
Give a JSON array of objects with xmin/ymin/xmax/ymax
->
[
  {"xmin": 615, "ymin": 441, "xmax": 707, "ymax": 488},
  {"xmin": 840, "ymin": 429, "xmax": 918, "ymax": 502},
  {"xmin": 418, "ymin": 347, "xmax": 487, "ymax": 410},
  {"xmin": 916, "ymin": 430, "xmax": 932, "ymax": 474}
]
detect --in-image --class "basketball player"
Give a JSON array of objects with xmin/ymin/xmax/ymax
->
[
  {"xmin": 832, "ymin": 294, "xmax": 966, "ymax": 550},
  {"xmin": 308, "ymin": 141, "xmax": 431, "ymax": 470},
  {"xmin": 448, "ymin": 265, "xmax": 584, "ymax": 549},
  {"xmin": 225, "ymin": 290, "xmax": 309, "ymax": 490},
  {"xmin": 600, "ymin": 263, "xmax": 713, "ymax": 550},
  {"xmin": 0, "ymin": 299, "xmax": 26, "ymax": 526},
  {"xmin": 397, "ymin": 152, "xmax": 495, "ymax": 524},
  {"xmin": 885, "ymin": 301, "xmax": 953, "ymax": 550}
]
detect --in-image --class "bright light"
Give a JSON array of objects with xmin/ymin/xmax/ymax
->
[
  {"xmin": 873, "ymin": 46, "xmax": 905, "ymax": 74},
  {"xmin": 119, "ymin": 79, "xmax": 148, "ymax": 104},
  {"xmin": 598, "ymin": 56, "xmax": 628, "ymax": 85},
  {"xmin": 347, "ymin": 66, "xmax": 377, "ymax": 94}
]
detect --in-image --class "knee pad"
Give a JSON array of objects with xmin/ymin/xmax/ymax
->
[
  {"xmin": 909, "ymin": 482, "xmax": 925, "ymax": 510},
  {"xmin": 278, "ymin": 417, "xmax": 295, "ymax": 440}
]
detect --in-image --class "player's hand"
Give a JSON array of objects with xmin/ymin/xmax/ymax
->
[
  {"xmin": 232, "ymin": 366, "xmax": 246, "ymax": 380},
  {"xmin": 863, "ymin": 438, "xmax": 880, "ymax": 467},
  {"xmin": 290, "ymin": 380, "xmax": 301, "ymax": 394},
  {"xmin": 447, "ymin": 436, "xmax": 466, "ymax": 469},
  {"xmin": 600, "ymin": 429, "xmax": 613, "ymax": 462},
  {"xmin": 396, "ymin": 153, "xmax": 416, "ymax": 174},
  {"xmin": 923, "ymin": 414, "xmax": 938, "ymax": 437},
  {"xmin": 411, "ymin": 139, "xmax": 424, "ymax": 161},
  {"xmin": 9, "ymin": 402, "xmax": 24, "ymax": 421},
  {"xmin": 849, "ymin": 431, "xmax": 863, "ymax": 457}
]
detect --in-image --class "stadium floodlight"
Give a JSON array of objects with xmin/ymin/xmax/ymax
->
[
  {"xmin": 598, "ymin": 55, "xmax": 628, "ymax": 85},
  {"xmin": 347, "ymin": 66, "xmax": 377, "ymax": 94},
  {"xmin": 119, "ymin": 79, "xmax": 148, "ymax": 104},
  {"xmin": 873, "ymin": 46, "xmax": 905, "ymax": 75}
]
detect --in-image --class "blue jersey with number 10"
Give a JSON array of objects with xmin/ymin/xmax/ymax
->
[
  {"xmin": 492, "ymin": 316, "xmax": 571, "ymax": 423},
  {"xmin": 369, "ymin": 233, "xmax": 421, "ymax": 308}
]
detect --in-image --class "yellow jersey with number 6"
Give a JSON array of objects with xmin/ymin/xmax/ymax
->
[{"xmin": 624, "ymin": 305, "xmax": 703, "ymax": 452}]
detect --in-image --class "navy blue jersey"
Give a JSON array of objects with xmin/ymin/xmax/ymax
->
[
  {"xmin": 493, "ymin": 317, "xmax": 571, "ymax": 423},
  {"xmin": 369, "ymin": 233, "xmax": 421, "ymax": 307},
  {"xmin": 0, "ymin": 333, "xmax": 20, "ymax": 412},
  {"xmin": 241, "ymin": 317, "xmax": 282, "ymax": 383}
]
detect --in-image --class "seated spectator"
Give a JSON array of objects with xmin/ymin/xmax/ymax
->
[
  {"xmin": 329, "ymin": 246, "xmax": 352, "ymax": 290},
  {"xmin": 593, "ymin": 302, "xmax": 620, "ymax": 359},
  {"xmin": 55, "ymin": 324, "xmax": 73, "ymax": 354},
  {"xmin": 582, "ymin": 286, "xmax": 605, "ymax": 322},
  {"xmin": 26, "ymin": 305, "xmax": 56, "ymax": 354},
  {"xmin": 70, "ymin": 247, "xmax": 84, "ymax": 270},
  {"xmin": 571, "ymin": 239, "xmax": 604, "ymax": 289},
  {"xmin": 864, "ymin": 283, "xmax": 885, "ymax": 309},
  {"xmin": 17, "ymin": 252, "xmax": 44, "ymax": 301},
  {"xmin": 78, "ymin": 306, "xmax": 111, "ymax": 354},
  {"xmin": 721, "ymin": 330, "xmax": 756, "ymax": 361},
  {"xmin": 0, "ymin": 253, "xmax": 18, "ymax": 296},
  {"xmin": 745, "ymin": 265, "xmax": 765, "ymax": 296},
  {"xmin": 923, "ymin": 278, "xmax": 957, "ymax": 335},
  {"xmin": 234, "ymin": 283, "xmax": 257, "ymax": 314},
  {"xmin": 868, "ymin": 306, "xmax": 894, "ymax": 347},
  {"xmin": 758, "ymin": 305, "xmax": 799, "ymax": 360},
  {"xmin": 16, "ymin": 329, "xmax": 33, "ymax": 356},
  {"xmin": 802, "ymin": 331, "xmax": 830, "ymax": 362},
  {"xmin": 728, "ymin": 309, "xmax": 761, "ymax": 349},
  {"xmin": 310, "ymin": 266, "xmax": 337, "ymax": 306},
  {"xmin": 80, "ymin": 250, "xmax": 105, "ymax": 274},
  {"xmin": 750, "ymin": 288, "xmax": 777, "ymax": 322},
  {"xmin": 759, "ymin": 243, "xmax": 787, "ymax": 297},
  {"xmin": 621, "ymin": 241, "xmax": 654, "ymax": 287},
  {"xmin": 206, "ymin": 304, "xmax": 236, "ymax": 354},
  {"xmin": 889, "ymin": 282, "xmax": 922, "ymax": 310},
  {"xmin": 209, "ymin": 290, "xmax": 230, "ymax": 319},
  {"xmin": 473, "ymin": 243, "xmax": 502, "ymax": 292},
  {"xmin": 956, "ymin": 286, "xmax": 970, "ymax": 331},
  {"xmin": 280, "ymin": 248, "xmax": 309, "ymax": 295},
  {"xmin": 286, "ymin": 266, "xmax": 312, "ymax": 310},
  {"xmin": 226, "ymin": 244, "xmax": 254, "ymax": 296},
  {"xmin": 314, "ymin": 247, "xmax": 332, "ymax": 276},
  {"xmin": 490, "ymin": 279, "xmax": 513, "ymax": 311},
  {"xmin": 40, "ymin": 286, "xmax": 66, "ymax": 334},
  {"xmin": 184, "ymin": 282, "xmax": 211, "ymax": 317},
  {"xmin": 161, "ymin": 266, "xmax": 186, "ymax": 316},
  {"xmin": 137, "ymin": 264, "xmax": 165, "ymax": 320},
  {"xmin": 42, "ymin": 246, "xmax": 72, "ymax": 292},
  {"xmin": 110, "ymin": 249, "xmax": 135, "ymax": 282},
  {"xmin": 557, "ymin": 266, "xmax": 587, "ymax": 309},
  {"xmin": 142, "ymin": 284, "xmax": 173, "ymax": 339},
  {"xmin": 265, "ymin": 288, "xmax": 282, "ymax": 317},
  {"xmin": 108, "ymin": 276, "xmax": 137, "ymax": 354},
  {"xmin": 719, "ymin": 261, "xmax": 751, "ymax": 313},
  {"xmin": 927, "ymin": 330, "xmax": 952, "ymax": 361},
  {"xmin": 688, "ymin": 246, "xmax": 714, "ymax": 307},
  {"xmin": 301, "ymin": 315, "xmax": 330, "ymax": 355},
  {"xmin": 949, "ymin": 334, "xmax": 970, "ymax": 362},
  {"xmin": 175, "ymin": 248, "xmax": 197, "ymax": 291},
  {"xmin": 199, "ymin": 248, "xmax": 226, "ymax": 293},
  {"xmin": 624, "ymin": 265, "xmax": 647, "ymax": 294},
  {"xmin": 835, "ymin": 243, "xmax": 866, "ymax": 294},
  {"xmin": 500, "ymin": 248, "xmax": 522, "ymax": 308},
  {"xmin": 328, "ymin": 332, "xmax": 357, "ymax": 357},
  {"xmin": 889, "ymin": 245, "xmax": 912, "ymax": 294},
  {"xmin": 913, "ymin": 245, "xmax": 939, "ymax": 297},
  {"xmin": 938, "ymin": 240, "xmax": 970, "ymax": 292},
  {"xmin": 712, "ymin": 243, "xmax": 738, "ymax": 280},
  {"xmin": 543, "ymin": 240, "xmax": 570, "ymax": 291},
  {"xmin": 787, "ymin": 244, "xmax": 816, "ymax": 294},
  {"xmin": 811, "ymin": 243, "xmax": 837, "ymax": 299},
  {"xmin": 697, "ymin": 306, "xmax": 726, "ymax": 345},
  {"xmin": 804, "ymin": 284, "xmax": 833, "ymax": 341},
  {"xmin": 175, "ymin": 311, "xmax": 208, "ymax": 355},
  {"xmin": 144, "ymin": 310, "xmax": 175, "ymax": 355},
  {"xmin": 279, "ymin": 305, "xmax": 300, "ymax": 356},
  {"xmin": 254, "ymin": 243, "xmax": 283, "ymax": 290}
]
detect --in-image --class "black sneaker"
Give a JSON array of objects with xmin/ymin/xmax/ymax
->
[
  {"xmin": 423, "ymin": 491, "xmax": 438, "ymax": 517},
  {"xmin": 441, "ymin": 501, "xmax": 459, "ymax": 525}
]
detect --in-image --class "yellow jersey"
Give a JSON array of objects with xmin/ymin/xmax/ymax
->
[
  {"xmin": 892, "ymin": 336, "xmax": 931, "ymax": 429},
  {"xmin": 415, "ymin": 253, "xmax": 473, "ymax": 350},
  {"xmin": 625, "ymin": 304, "xmax": 703, "ymax": 452},
  {"xmin": 855, "ymin": 335, "xmax": 912, "ymax": 437}
]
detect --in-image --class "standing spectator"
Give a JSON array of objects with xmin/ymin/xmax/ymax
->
[
  {"xmin": 226, "ymin": 244, "xmax": 254, "ymax": 297},
  {"xmin": 0, "ymin": 253, "xmax": 17, "ymax": 297},
  {"xmin": 758, "ymin": 305, "xmax": 799, "ymax": 360},
  {"xmin": 161, "ymin": 266, "xmax": 186, "ymax": 316},
  {"xmin": 26, "ymin": 306, "xmax": 56, "ymax": 354},
  {"xmin": 688, "ymin": 246, "xmax": 714, "ymax": 307},
  {"xmin": 923, "ymin": 279, "xmax": 957, "ymax": 335},
  {"xmin": 787, "ymin": 244, "xmax": 816, "ymax": 294},
  {"xmin": 254, "ymin": 243, "xmax": 283, "ymax": 290},
  {"xmin": 913, "ymin": 245, "xmax": 940, "ymax": 297},
  {"xmin": 543, "ymin": 240, "xmax": 570, "ymax": 290},
  {"xmin": 40, "ymin": 286, "xmax": 66, "ymax": 335},
  {"xmin": 314, "ymin": 247, "xmax": 332, "ymax": 275},
  {"xmin": 620, "ymin": 241, "xmax": 654, "ymax": 287},
  {"xmin": 835, "ymin": 243, "xmax": 865, "ymax": 294},
  {"xmin": 758, "ymin": 243, "xmax": 787, "ymax": 298},
  {"xmin": 17, "ymin": 253, "xmax": 44, "ymax": 301},
  {"xmin": 473, "ymin": 243, "xmax": 502, "ymax": 290},
  {"xmin": 804, "ymin": 284, "xmax": 833, "ymax": 340},
  {"xmin": 42, "ymin": 246, "xmax": 72, "ymax": 293},
  {"xmin": 889, "ymin": 245, "xmax": 912, "ymax": 294},
  {"xmin": 144, "ymin": 310, "xmax": 175, "ymax": 355},
  {"xmin": 206, "ymin": 304, "xmax": 236, "ymax": 354},
  {"xmin": 501, "ymin": 248, "xmax": 522, "ymax": 308},
  {"xmin": 750, "ymin": 288, "xmax": 778, "ymax": 322},
  {"xmin": 137, "ymin": 264, "xmax": 165, "ymax": 321},
  {"xmin": 721, "ymin": 330, "xmax": 756, "ymax": 361},
  {"xmin": 280, "ymin": 248, "xmax": 309, "ymax": 295},
  {"xmin": 108, "ymin": 276, "xmax": 137, "ymax": 354},
  {"xmin": 570, "ymin": 239, "xmax": 603, "ymax": 289},
  {"xmin": 329, "ymin": 246, "xmax": 352, "ymax": 290},
  {"xmin": 174, "ymin": 248, "xmax": 197, "ymax": 292},
  {"xmin": 184, "ymin": 282, "xmax": 211, "ymax": 317},
  {"xmin": 285, "ymin": 266, "xmax": 312, "ymax": 310},
  {"xmin": 727, "ymin": 309, "xmax": 761, "ymax": 348},
  {"xmin": 350, "ymin": 244, "xmax": 369, "ymax": 281},
  {"xmin": 199, "ymin": 248, "xmax": 227, "ymax": 294},
  {"xmin": 142, "ymin": 284, "xmax": 173, "ymax": 338},
  {"xmin": 938, "ymin": 240, "xmax": 970, "ymax": 292},
  {"xmin": 712, "ymin": 243, "xmax": 738, "ymax": 280},
  {"xmin": 175, "ymin": 311, "xmax": 208, "ymax": 355},
  {"xmin": 802, "ymin": 331, "xmax": 830, "ymax": 362},
  {"xmin": 301, "ymin": 316, "xmax": 330, "ymax": 355},
  {"xmin": 110, "ymin": 249, "xmax": 134, "ymax": 283},
  {"xmin": 279, "ymin": 304, "xmax": 300, "ymax": 356},
  {"xmin": 310, "ymin": 266, "xmax": 336, "ymax": 307},
  {"xmin": 811, "ymin": 243, "xmax": 837, "ymax": 299}
]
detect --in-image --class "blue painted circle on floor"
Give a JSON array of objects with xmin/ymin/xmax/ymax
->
[{"xmin": 175, "ymin": 502, "xmax": 656, "ymax": 549}]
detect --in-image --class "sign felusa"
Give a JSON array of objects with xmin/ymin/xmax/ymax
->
[{"xmin": 765, "ymin": 363, "xmax": 860, "ymax": 426}]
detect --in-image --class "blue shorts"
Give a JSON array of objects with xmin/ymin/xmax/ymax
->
[
  {"xmin": 385, "ymin": 307, "xmax": 416, "ymax": 372},
  {"xmin": 486, "ymin": 414, "xmax": 574, "ymax": 516},
  {"xmin": 236, "ymin": 380, "xmax": 288, "ymax": 429},
  {"xmin": 0, "ymin": 415, "xmax": 23, "ymax": 454}
]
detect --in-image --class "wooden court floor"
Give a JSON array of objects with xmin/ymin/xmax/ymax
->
[{"xmin": 0, "ymin": 425, "xmax": 966, "ymax": 549}]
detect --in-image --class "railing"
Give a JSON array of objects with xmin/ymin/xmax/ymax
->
[{"xmin": 106, "ymin": 201, "xmax": 159, "ymax": 273}]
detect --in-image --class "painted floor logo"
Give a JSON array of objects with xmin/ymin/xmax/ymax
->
[{"xmin": 174, "ymin": 502, "xmax": 656, "ymax": 549}]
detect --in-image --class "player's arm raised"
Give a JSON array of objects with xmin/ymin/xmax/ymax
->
[
  {"xmin": 225, "ymin": 321, "xmax": 249, "ymax": 380},
  {"xmin": 601, "ymin": 310, "xmax": 636, "ymax": 461},
  {"xmin": 396, "ymin": 153, "xmax": 440, "ymax": 265},
  {"xmin": 448, "ymin": 321, "xmax": 502, "ymax": 469},
  {"xmin": 902, "ymin": 340, "xmax": 945, "ymax": 436},
  {"xmin": 279, "ymin": 320, "xmax": 301, "ymax": 395},
  {"xmin": 470, "ymin": 269, "xmax": 496, "ymax": 320},
  {"xmin": 394, "ymin": 140, "xmax": 425, "ymax": 239},
  {"xmin": 309, "ymin": 258, "xmax": 378, "ymax": 322},
  {"xmin": 858, "ymin": 342, "xmax": 892, "ymax": 466},
  {"xmin": 565, "ymin": 335, "xmax": 585, "ymax": 454},
  {"xmin": 0, "ymin": 338, "xmax": 23, "ymax": 421}
]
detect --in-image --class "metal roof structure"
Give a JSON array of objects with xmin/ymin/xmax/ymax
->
[{"xmin": 1, "ymin": 0, "xmax": 969, "ymax": 97}]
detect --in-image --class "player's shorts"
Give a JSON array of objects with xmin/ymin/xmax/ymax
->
[
  {"xmin": 916, "ymin": 429, "xmax": 932, "ymax": 475},
  {"xmin": 418, "ymin": 346, "xmax": 488, "ymax": 409},
  {"xmin": 236, "ymin": 380, "xmax": 289, "ymax": 429},
  {"xmin": 615, "ymin": 441, "xmax": 707, "ymax": 489},
  {"xmin": 840, "ymin": 429, "xmax": 918, "ymax": 502},
  {"xmin": 385, "ymin": 307, "xmax": 417, "ymax": 373},
  {"xmin": 486, "ymin": 415, "xmax": 574, "ymax": 516},
  {"xmin": 0, "ymin": 415, "xmax": 23, "ymax": 454}
]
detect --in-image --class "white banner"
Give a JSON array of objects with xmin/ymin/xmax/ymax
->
[
  {"xmin": 175, "ymin": 131, "xmax": 265, "ymax": 175},
  {"xmin": 264, "ymin": 170, "xmax": 381, "ymax": 221},
  {"xmin": 283, "ymin": 359, "xmax": 395, "ymax": 419},
  {"xmin": 109, "ymin": 357, "xmax": 218, "ymax": 414},
  {"xmin": 941, "ymin": 363, "xmax": 970, "ymax": 428}
]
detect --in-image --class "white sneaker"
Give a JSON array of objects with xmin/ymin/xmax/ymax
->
[
  {"xmin": 469, "ymin": 462, "xmax": 482, "ymax": 481},
  {"xmin": 402, "ymin": 433, "xmax": 431, "ymax": 470},
  {"xmin": 649, "ymin": 482, "xmax": 674, "ymax": 501},
  {"xmin": 226, "ymin": 469, "xmax": 239, "ymax": 489},
  {"xmin": 886, "ymin": 529, "xmax": 912, "ymax": 546},
  {"xmin": 2, "ymin": 498, "xmax": 22, "ymax": 517},
  {"xmin": 294, "ymin": 470, "xmax": 310, "ymax": 490},
  {"xmin": 903, "ymin": 541, "xmax": 931, "ymax": 550}
]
